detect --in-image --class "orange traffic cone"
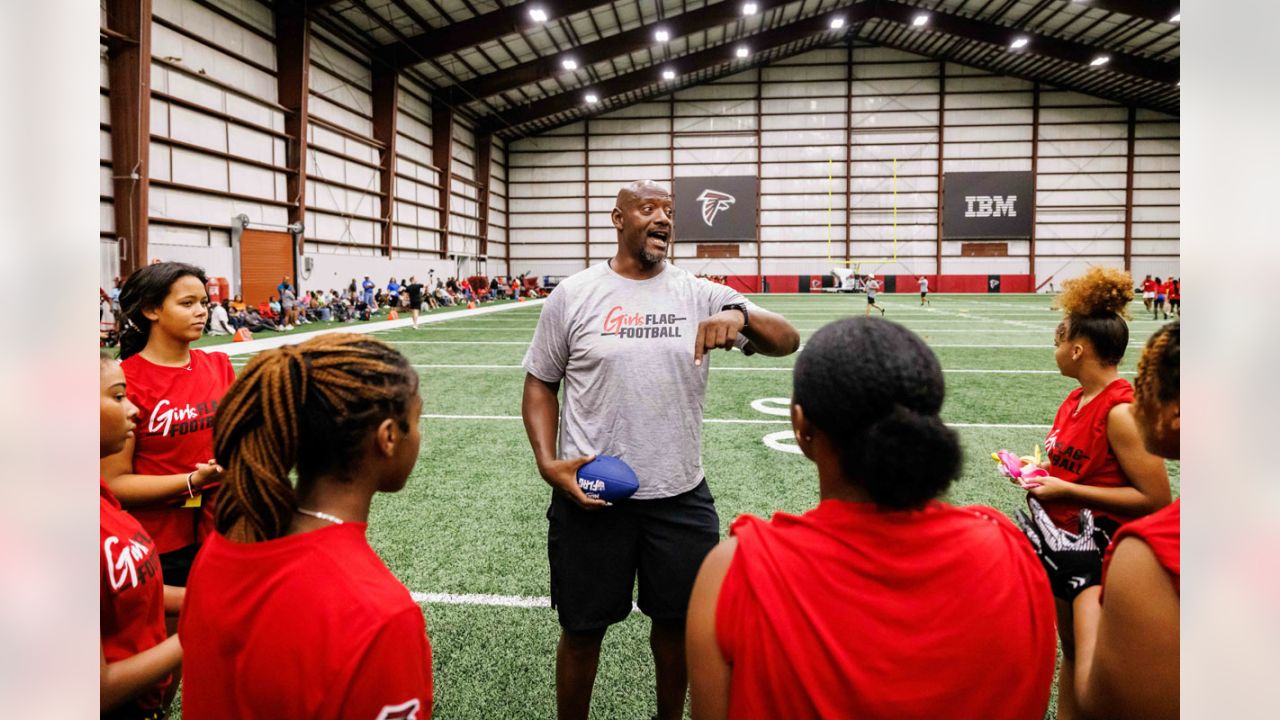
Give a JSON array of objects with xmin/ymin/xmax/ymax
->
[
  {"xmin": 517, "ymin": 297, "xmax": 526, "ymax": 303},
  {"xmin": 233, "ymin": 328, "xmax": 253, "ymax": 342},
  {"xmin": 388, "ymin": 310, "xmax": 399, "ymax": 320},
  {"xmin": 467, "ymin": 301, "xmax": 476, "ymax": 309}
]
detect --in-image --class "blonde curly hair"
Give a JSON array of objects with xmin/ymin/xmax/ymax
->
[{"xmin": 1053, "ymin": 266, "xmax": 1133, "ymax": 319}]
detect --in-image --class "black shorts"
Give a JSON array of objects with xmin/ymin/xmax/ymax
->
[
  {"xmin": 920, "ymin": 291, "xmax": 928, "ymax": 297},
  {"xmin": 867, "ymin": 295, "xmax": 878, "ymax": 304},
  {"xmin": 547, "ymin": 478, "xmax": 719, "ymax": 632},
  {"xmin": 159, "ymin": 543, "xmax": 200, "ymax": 587},
  {"xmin": 1170, "ymin": 298, "xmax": 1180, "ymax": 308},
  {"xmin": 409, "ymin": 299, "xmax": 423, "ymax": 310}
]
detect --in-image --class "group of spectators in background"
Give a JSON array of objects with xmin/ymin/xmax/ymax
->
[{"xmin": 101, "ymin": 270, "xmax": 547, "ymax": 345}]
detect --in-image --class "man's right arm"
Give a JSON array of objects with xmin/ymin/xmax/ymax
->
[{"xmin": 521, "ymin": 374, "xmax": 606, "ymax": 509}]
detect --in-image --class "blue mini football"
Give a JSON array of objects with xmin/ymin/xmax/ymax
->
[{"xmin": 576, "ymin": 455, "xmax": 640, "ymax": 502}]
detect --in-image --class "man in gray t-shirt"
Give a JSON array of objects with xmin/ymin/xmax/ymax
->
[{"xmin": 521, "ymin": 180, "xmax": 799, "ymax": 720}]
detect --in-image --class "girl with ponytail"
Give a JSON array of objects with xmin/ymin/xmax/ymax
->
[
  {"xmin": 1031, "ymin": 267, "xmax": 1171, "ymax": 720},
  {"xmin": 101, "ymin": 262, "xmax": 235, "ymax": 587},
  {"xmin": 686, "ymin": 318, "xmax": 1056, "ymax": 719},
  {"xmin": 179, "ymin": 333, "xmax": 433, "ymax": 720},
  {"xmin": 1017, "ymin": 322, "xmax": 1180, "ymax": 719}
]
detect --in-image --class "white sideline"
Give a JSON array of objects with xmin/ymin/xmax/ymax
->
[
  {"xmin": 221, "ymin": 362, "xmax": 1125, "ymax": 376},
  {"xmin": 409, "ymin": 592, "xmax": 552, "ymax": 610},
  {"xmin": 205, "ymin": 299, "xmax": 546, "ymax": 357},
  {"xmin": 416, "ymin": 413, "xmax": 1050, "ymax": 429}
]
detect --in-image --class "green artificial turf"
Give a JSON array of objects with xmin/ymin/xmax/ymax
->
[{"xmin": 183, "ymin": 293, "xmax": 1179, "ymax": 719}]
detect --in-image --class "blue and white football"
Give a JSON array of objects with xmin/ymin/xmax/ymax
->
[{"xmin": 576, "ymin": 455, "xmax": 640, "ymax": 502}]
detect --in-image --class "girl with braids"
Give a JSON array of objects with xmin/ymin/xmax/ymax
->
[
  {"xmin": 1018, "ymin": 322, "xmax": 1179, "ymax": 719},
  {"xmin": 100, "ymin": 354, "xmax": 184, "ymax": 719},
  {"xmin": 179, "ymin": 334, "xmax": 433, "ymax": 720},
  {"xmin": 101, "ymin": 262, "xmax": 235, "ymax": 587},
  {"xmin": 686, "ymin": 318, "xmax": 1055, "ymax": 720},
  {"xmin": 1030, "ymin": 266, "xmax": 1170, "ymax": 720}
]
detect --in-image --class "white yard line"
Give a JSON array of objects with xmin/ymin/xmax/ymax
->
[
  {"xmin": 204, "ymin": 299, "xmax": 545, "ymax": 356},
  {"xmin": 417, "ymin": 413, "xmax": 1049, "ymax": 428}
]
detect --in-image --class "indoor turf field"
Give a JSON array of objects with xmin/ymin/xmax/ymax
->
[{"xmin": 196, "ymin": 292, "xmax": 1180, "ymax": 720}]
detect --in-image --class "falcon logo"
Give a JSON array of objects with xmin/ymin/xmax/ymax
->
[
  {"xmin": 696, "ymin": 189, "xmax": 735, "ymax": 227},
  {"xmin": 374, "ymin": 699, "xmax": 422, "ymax": 720}
]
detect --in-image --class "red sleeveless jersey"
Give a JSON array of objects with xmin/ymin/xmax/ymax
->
[
  {"xmin": 119, "ymin": 349, "xmax": 235, "ymax": 553},
  {"xmin": 1103, "ymin": 499, "xmax": 1180, "ymax": 598},
  {"xmin": 716, "ymin": 500, "xmax": 1055, "ymax": 719},
  {"xmin": 181, "ymin": 523, "xmax": 433, "ymax": 719},
  {"xmin": 100, "ymin": 479, "xmax": 171, "ymax": 711},
  {"xmin": 1043, "ymin": 378, "xmax": 1137, "ymax": 530}
]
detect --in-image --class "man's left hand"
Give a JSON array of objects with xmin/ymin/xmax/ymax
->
[{"xmin": 694, "ymin": 310, "xmax": 745, "ymax": 366}]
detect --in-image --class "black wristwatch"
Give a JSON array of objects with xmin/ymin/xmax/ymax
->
[{"xmin": 721, "ymin": 303, "xmax": 749, "ymax": 329}]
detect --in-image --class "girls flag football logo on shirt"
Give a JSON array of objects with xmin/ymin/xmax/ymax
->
[{"xmin": 697, "ymin": 189, "xmax": 735, "ymax": 226}]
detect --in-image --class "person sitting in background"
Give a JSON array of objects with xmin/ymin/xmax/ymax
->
[
  {"xmin": 226, "ymin": 300, "xmax": 247, "ymax": 331},
  {"xmin": 509, "ymin": 276, "xmax": 520, "ymax": 299},
  {"xmin": 1017, "ymin": 321, "xmax": 1180, "ymax": 719},
  {"xmin": 686, "ymin": 318, "xmax": 1055, "ymax": 719},
  {"xmin": 433, "ymin": 282, "xmax": 453, "ymax": 307},
  {"xmin": 208, "ymin": 299, "xmax": 232, "ymax": 335},
  {"xmin": 243, "ymin": 306, "xmax": 283, "ymax": 334},
  {"xmin": 229, "ymin": 294, "xmax": 246, "ymax": 313},
  {"xmin": 266, "ymin": 296, "xmax": 282, "ymax": 320},
  {"xmin": 490, "ymin": 276, "xmax": 505, "ymax": 300}
]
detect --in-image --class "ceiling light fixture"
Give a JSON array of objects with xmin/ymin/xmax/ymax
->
[
  {"xmin": 736, "ymin": 46, "xmax": 750, "ymax": 58},
  {"xmin": 1090, "ymin": 55, "xmax": 1110, "ymax": 66},
  {"xmin": 912, "ymin": 13, "xmax": 929, "ymax": 27},
  {"xmin": 1170, "ymin": 12, "xmax": 1180, "ymax": 23},
  {"xmin": 743, "ymin": 2, "xmax": 758, "ymax": 15},
  {"xmin": 830, "ymin": 17, "xmax": 845, "ymax": 30},
  {"xmin": 1010, "ymin": 36, "xmax": 1029, "ymax": 49},
  {"xmin": 662, "ymin": 69, "xmax": 676, "ymax": 80},
  {"xmin": 584, "ymin": 93, "xmax": 599, "ymax": 104},
  {"xmin": 528, "ymin": 7, "xmax": 548, "ymax": 23},
  {"xmin": 561, "ymin": 58, "xmax": 578, "ymax": 70},
  {"xmin": 655, "ymin": 28, "xmax": 670, "ymax": 42}
]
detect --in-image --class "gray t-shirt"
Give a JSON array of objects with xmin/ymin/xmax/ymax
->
[
  {"xmin": 918, "ymin": 277, "xmax": 928, "ymax": 292},
  {"xmin": 523, "ymin": 262, "xmax": 749, "ymax": 499},
  {"xmin": 866, "ymin": 279, "xmax": 879, "ymax": 298}
]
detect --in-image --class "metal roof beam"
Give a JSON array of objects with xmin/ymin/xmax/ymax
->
[
  {"xmin": 877, "ymin": 0, "xmax": 1177, "ymax": 84},
  {"xmin": 379, "ymin": 0, "xmax": 613, "ymax": 69},
  {"xmin": 1072, "ymin": 1, "xmax": 1180, "ymax": 26},
  {"xmin": 446, "ymin": 0, "xmax": 817, "ymax": 105},
  {"xmin": 487, "ymin": 3, "xmax": 876, "ymax": 135}
]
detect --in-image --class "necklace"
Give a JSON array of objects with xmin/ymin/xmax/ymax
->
[{"xmin": 296, "ymin": 508, "xmax": 345, "ymax": 525}]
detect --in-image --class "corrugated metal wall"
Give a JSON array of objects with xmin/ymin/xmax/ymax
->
[{"xmin": 506, "ymin": 43, "xmax": 1180, "ymax": 286}]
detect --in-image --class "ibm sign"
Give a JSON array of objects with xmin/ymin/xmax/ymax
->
[{"xmin": 943, "ymin": 171, "xmax": 1034, "ymax": 239}]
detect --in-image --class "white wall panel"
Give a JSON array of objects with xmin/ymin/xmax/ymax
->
[{"xmin": 501, "ymin": 45, "xmax": 1178, "ymax": 282}]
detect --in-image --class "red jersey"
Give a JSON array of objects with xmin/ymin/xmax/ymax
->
[
  {"xmin": 1142, "ymin": 279, "xmax": 1156, "ymax": 293},
  {"xmin": 1043, "ymin": 378, "xmax": 1137, "ymax": 530},
  {"xmin": 717, "ymin": 500, "xmax": 1055, "ymax": 720},
  {"xmin": 180, "ymin": 523, "xmax": 433, "ymax": 719},
  {"xmin": 100, "ymin": 479, "xmax": 171, "ymax": 711},
  {"xmin": 1169, "ymin": 282, "xmax": 1180, "ymax": 300},
  {"xmin": 1157, "ymin": 281, "xmax": 1170, "ymax": 297},
  {"xmin": 1103, "ymin": 499, "xmax": 1180, "ymax": 598},
  {"xmin": 119, "ymin": 349, "xmax": 235, "ymax": 553}
]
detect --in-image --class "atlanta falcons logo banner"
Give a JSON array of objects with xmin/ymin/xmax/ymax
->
[{"xmin": 673, "ymin": 176, "xmax": 758, "ymax": 242}]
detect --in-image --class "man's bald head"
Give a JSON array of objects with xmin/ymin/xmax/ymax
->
[{"xmin": 615, "ymin": 180, "xmax": 671, "ymax": 209}]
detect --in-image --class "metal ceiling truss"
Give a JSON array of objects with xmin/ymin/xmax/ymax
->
[{"xmin": 320, "ymin": 0, "xmax": 1178, "ymax": 138}]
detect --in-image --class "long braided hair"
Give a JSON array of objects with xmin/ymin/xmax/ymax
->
[
  {"xmin": 117, "ymin": 262, "xmax": 209, "ymax": 360},
  {"xmin": 213, "ymin": 334, "xmax": 419, "ymax": 542}
]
